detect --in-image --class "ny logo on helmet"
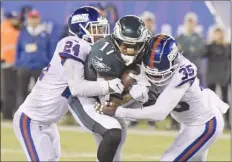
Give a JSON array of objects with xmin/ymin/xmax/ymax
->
[
  {"xmin": 71, "ymin": 14, "xmax": 89, "ymax": 24},
  {"xmin": 167, "ymin": 44, "xmax": 178, "ymax": 62}
]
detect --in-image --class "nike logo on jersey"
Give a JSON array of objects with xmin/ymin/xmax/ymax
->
[
  {"xmin": 96, "ymin": 56, "xmax": 103, "ymax": 61},
  {"xmin": 116, "ymin": 84, "xmax": 121, "ymax": 91}
]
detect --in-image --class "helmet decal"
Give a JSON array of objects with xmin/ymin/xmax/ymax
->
[
  {"xmin": 149, "ymin": 34, "xmax": 166, "ymax": 68},
  {"xmin": 68, "ymin": 6, "xmax": 110, "ymax": 44},
  {"xmin": 143, "ymin": 34, "xmax": 179, "ymax": 86}
]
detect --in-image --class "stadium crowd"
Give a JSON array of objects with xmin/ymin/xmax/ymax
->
[{"xmin": 1, "ymin": 3, "xmax": 231, "ymax": 130}]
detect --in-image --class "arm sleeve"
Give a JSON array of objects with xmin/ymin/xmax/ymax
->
[
  {"xmin": 115, "ymin": 83, "xmax": 189, "ymax": 121},
  {"xmin": 63, "ymin": 58, "xmax": 110, "ymax": 97}
]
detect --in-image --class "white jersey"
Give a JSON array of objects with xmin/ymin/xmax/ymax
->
[
  {"xmin": 150, "ymin": 55, "xmax": 215, "ymax": 125},
  {"xmin": 19, "ymin": 36, "xmax": 92, "ymax": 124},
  {"xmin": 116, "ymin": 55, "xmax": 229, "ymax": 125}
]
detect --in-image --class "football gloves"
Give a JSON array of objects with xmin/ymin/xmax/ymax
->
[{"xmin": 108, "ymin": 78, "xmax": 124, "ymax": 94}]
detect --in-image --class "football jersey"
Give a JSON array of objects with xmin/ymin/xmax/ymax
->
[
  {"xmin": 84, "ymin": 35, "xmax": 143, "ymax": 81},
  {"xmin": 19, "ymin": 36, "xmax": 92, "ymax": 124},
  {"xmin": 150, "ymin": 55, "xmax": 216, "ymax": 125},
  {"xmin": 84, "ymin": 35, "xmax": 143, "ymax": 104}
]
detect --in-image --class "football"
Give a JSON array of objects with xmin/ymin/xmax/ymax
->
[
  {"xmin": 109, "ymin": 66, "xmax": 141, "ymax": 108},
  {"xmin": 120, "ymin": 66, "xmax": 140, "ymax": 92}
]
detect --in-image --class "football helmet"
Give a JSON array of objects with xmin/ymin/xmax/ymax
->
[
  {"xmin": 68, "ymin": 6, "xmax": 110, "ymax": 44},
  {"xmin": 112, "ymin": 15, "xmax": 150, "ymax": 66},
  {"xmin": 142, "ymin": 34, "xmax": 179, "ymax": 86}
]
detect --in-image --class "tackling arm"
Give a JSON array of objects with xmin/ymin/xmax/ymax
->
[
  {"xmin": 115, "ymin": 83, "xmax": 189, "ymax": 121},
  {"xmin": 64, "ymin": 58, "xmax": 109, "ymax": 97}
]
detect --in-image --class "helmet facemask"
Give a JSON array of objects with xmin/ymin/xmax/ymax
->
[
  {"xmin": 112, "ymin": 16, "xmax": 149, "ymax": 66},
  {"xmin": 142, "ymin": 55, "xmax": 179, "ymax": 86},
  {"xmin": 79, "ymin": 17, "xmax": 110, "ymax": 44},
  {"xmin": 114, "ymin": 37, "xmax": 146, "ymax": 66}
]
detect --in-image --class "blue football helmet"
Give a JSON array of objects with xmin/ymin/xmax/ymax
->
[
  {"xmin": 142, "ymin": 34, "xmax": 180, "ymax": 86},
  {"xmin": 68, "ymin": 6, "xmax": 110, "ymax": 44}
]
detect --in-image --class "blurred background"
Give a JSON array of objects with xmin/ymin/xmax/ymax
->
[{"xmin": 1, "ymin": 1, "xmax": 231, "ymax": 161}]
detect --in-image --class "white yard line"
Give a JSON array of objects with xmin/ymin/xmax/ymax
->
[
  {"xmin": 1, "ymin": 148, "xmax": 161, "ymax": 160},
  {"xmin": 1, "ymin": 122, "xmax": 230, "ymax": 140}
]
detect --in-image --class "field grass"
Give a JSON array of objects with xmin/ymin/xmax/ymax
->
[{"xmin": 1, "ymin": 121, "xmax": 230, "ymax": 161}]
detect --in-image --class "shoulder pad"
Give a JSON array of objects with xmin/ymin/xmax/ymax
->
[
  {"xmin": 91, "ymin": 37, "xmax": 115, "ymax": 57},
  {"xmin": 88, "ymin": 38, "xmax": 116, "ymax": 74},
  {"xmin": 58, "ymin": 36, "xmax": 91, "ymax": 64}
]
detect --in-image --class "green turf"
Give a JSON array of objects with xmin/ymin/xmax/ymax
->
[{"xmin": 1, "ymin": 123, "xmax": 230, "ymax": 161}]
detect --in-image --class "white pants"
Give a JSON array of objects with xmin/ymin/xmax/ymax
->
[
  {"xmin": 161, "ymin": 112, "xmax": 224, "ymax": 161},
  {"xmin": 68, "ymin": 96, "xmax": 127, "ymax": 161},
  {"xmin": 13, "ymin": 110, "xmax": 61, "ymax": 161}
]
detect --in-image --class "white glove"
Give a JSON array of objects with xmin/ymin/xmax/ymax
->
[
  {"xmin": 107, "ymin": 78, "xmax": 124, "ymax": 94},
  {"xmin": 129, "ymin": 84, "xmax": 149, "ymax": 103},
  {"xmin": 129, "ymin": 64, "xmax": 151, "ymax": 87}
]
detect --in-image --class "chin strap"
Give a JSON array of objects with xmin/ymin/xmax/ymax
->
[
  {"xmin": 121, "ymin": 54, "xmax": 136, "ymax": 66},
  {"xmin": 125, "ymin": 59, "xmax": 134, "ymax": 66}
]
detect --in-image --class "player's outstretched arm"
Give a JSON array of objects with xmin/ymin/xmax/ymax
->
[
  {"xmin": 115, "ymin": 85, "xmax": 189, "ymax": 120},
  {"xmin": 109, "ymin": 84, "xmax": 189, "ymax": 121}
]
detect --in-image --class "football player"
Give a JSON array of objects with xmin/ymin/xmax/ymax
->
[
  {"xmin": 96, "ymin": 34, "xmax": 229, "ymax": 161},
  {"xmin": 12, "ymin": 6, "xmax": 123, "ymax": 161},
  {"xmin": 68, "ymin": 15, "xmax": 150, "ymax": 162}
]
